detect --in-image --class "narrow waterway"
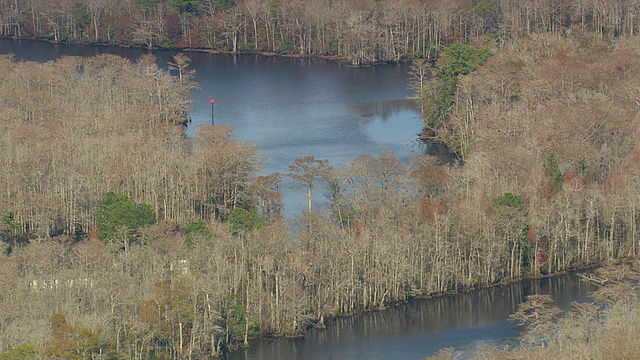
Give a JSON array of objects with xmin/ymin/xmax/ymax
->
[{"xmin": 228, "ymin": 274, "xmax": 595, "ymax": 360}]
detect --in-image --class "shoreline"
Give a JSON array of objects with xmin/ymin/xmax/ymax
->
[
  {"xmin": 224, "ymin": 263, "xmax": 607, "ymax": 359},
  {"xmin": 0, "ymin": 35, "xmax": 410, "ymax": 67},
  {"xmin": 241, "ymin": 262, "xmax": 604, "ymax": 348}
]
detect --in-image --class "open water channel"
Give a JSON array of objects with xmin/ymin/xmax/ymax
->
[
  {"xmin": 0, "ymin": 39, "xmax": 597, "ymax": 359},
  {"xmin": 227, "ymin": 274, "xmax": 595, "ymax": 360}
]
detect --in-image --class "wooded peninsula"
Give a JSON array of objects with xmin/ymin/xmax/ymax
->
[{"xmin": 3, "ymin": 2, "xmax": 640, "ymax": 359}]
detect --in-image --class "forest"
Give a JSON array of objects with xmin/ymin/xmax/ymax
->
[
  {"xmin": 2, "ymin": 30, "xmax": 640, "ymax": 358},
  {"xmin": 3, "ymin": 3, "xmax": 640, "ymax": 359},
  {"xmin": 1, "ymin": 0, "xmax": 640, "ymax": 65}
]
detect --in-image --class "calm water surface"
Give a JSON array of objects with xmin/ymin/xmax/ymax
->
[
  {"xmin": 0, "ymin": 39, "xmax": 423, "ymax": 215},
  {"xmin": 228, "ymin": 274, "xmax": 595, "ymax": 360}
]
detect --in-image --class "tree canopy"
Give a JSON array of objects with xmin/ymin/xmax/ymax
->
[
  {"xmin": 421, "ymin": 43, "xmax": 493, "ymax": 135},
  {"xmin": 94, "ymin": 192, "xmax": 156, "ymax": 245}
]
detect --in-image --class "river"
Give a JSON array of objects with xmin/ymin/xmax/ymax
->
[
  {"xmin": 0, "ymin": 39, "xmax": 595, "ymax": 359},
  {"xmin": 227, "ymin": 274, "xmax": 595, "ymax": 360}
]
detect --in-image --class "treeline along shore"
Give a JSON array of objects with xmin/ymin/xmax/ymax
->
[
  {"xmin": 3, "ymin": 24, "xmax": 640, "ymax": 359},
  {"xmin": 1, "ymin": 0, "xmax": 640, "ymax": 65}
]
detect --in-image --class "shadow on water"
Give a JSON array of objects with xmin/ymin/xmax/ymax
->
[
  {"xmin": 351, "ymin": 98, "xmax": 418, "ymax": 121},
  {"xmin": 227, "ymin": 274, "xmax": 596, "ymax": 360}
]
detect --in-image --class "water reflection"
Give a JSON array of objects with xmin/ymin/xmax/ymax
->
[
  {"xmin": 351, "ymin": 98, "xmax": 417, "ymax": 121},
  {"xmin": 229, "ymin": 274, "xmax": 595, "ymax": 360}
]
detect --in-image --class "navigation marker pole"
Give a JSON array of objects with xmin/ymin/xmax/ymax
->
[{"xmin": 210, "ymin": 98, "xmax": 216, "ymax": 126}]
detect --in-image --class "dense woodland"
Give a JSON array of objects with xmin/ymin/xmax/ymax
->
[
  {"xmin": 2, "ymin": 0, "xmax": 640, "ymax": 65},
  {"xmin": 3, "ymin": 16, "xmax": 640, "ymax": 360}
]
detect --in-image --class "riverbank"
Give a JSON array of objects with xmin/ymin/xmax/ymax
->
[
  {"xmin": 227, "ymin": 271, "xmax": 597, "ymax": 360},
  {"xmin": 0, "ymin": 35, "xmax": 408, "ymax": 67},
  {"xmin": 297, "ymin": 264, "xmax": 599, "ymax": 333},
  {"xmin": 227, "ymin": 264, "xmax": 599, "ymax": 357},
  {"xmin": 454, "ymin": 259, "xmax": 640, "ymax": 360}
]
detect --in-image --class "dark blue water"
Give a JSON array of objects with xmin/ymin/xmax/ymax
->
[{"xmin": 228, "ymin": 274, "xmax": 594, "ymax": 360}]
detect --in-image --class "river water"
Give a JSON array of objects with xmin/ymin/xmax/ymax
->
[
  {"xmin": 0, "ymin": 39, "xmax": 423, "ymax": 216},
  {"xmin": 0, "ymin": 39, "xmax": 595, "ymax": 359},
  {"xmin": 227, "ymin": 274, "xmax": 595, "ymax": 360}
]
